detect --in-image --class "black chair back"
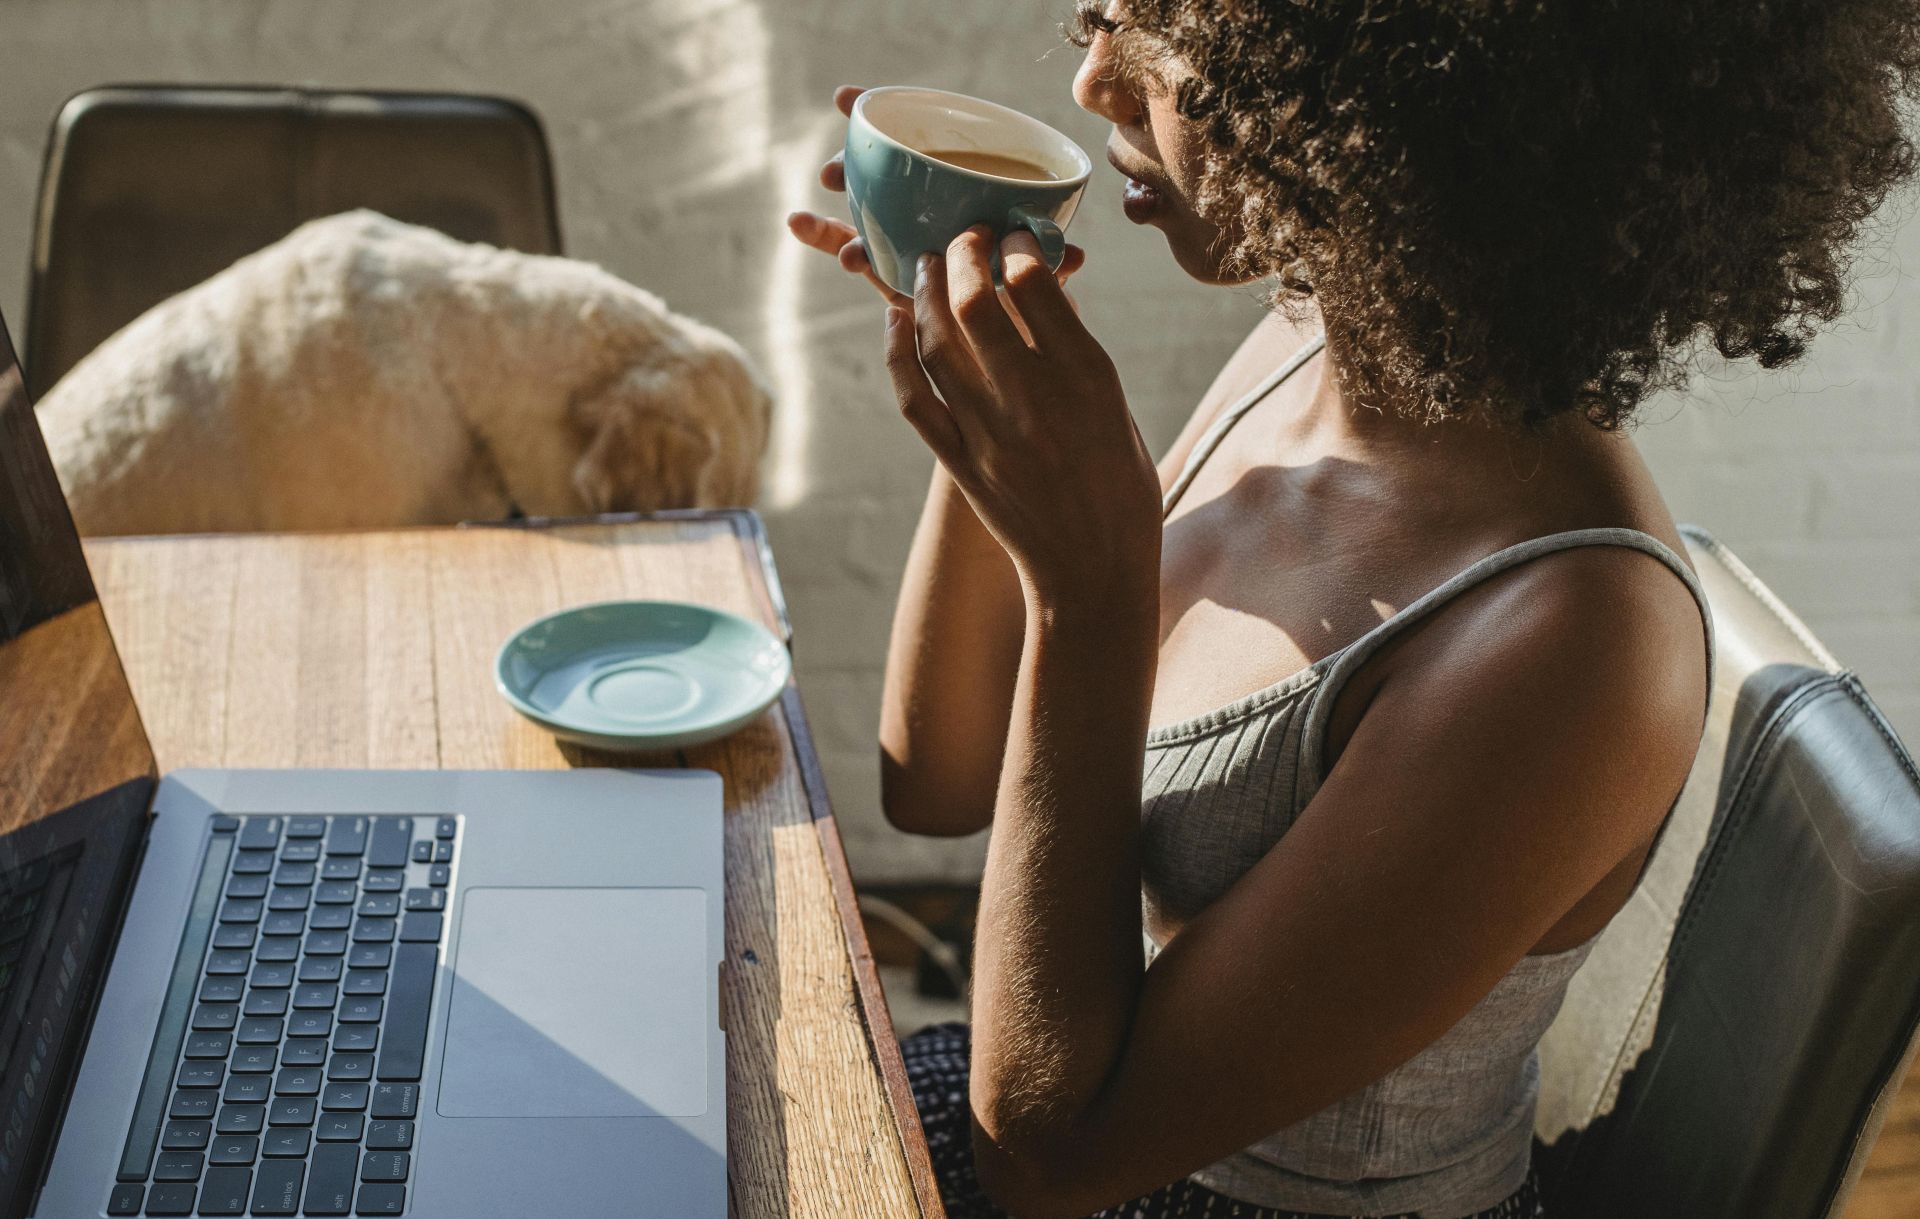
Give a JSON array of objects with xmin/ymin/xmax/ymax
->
[
  {"xmin": 25, "ymin": 85, "xmax": 562, "ymax": 397},
  {"xmin": 1536, "ymin": 526, "xmax": 1920, "ymax": 1218}
]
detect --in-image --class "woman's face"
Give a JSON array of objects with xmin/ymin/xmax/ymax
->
[{"xmin": 1072, "ymin": 17, "xmax": 1248, "ymax": 284}]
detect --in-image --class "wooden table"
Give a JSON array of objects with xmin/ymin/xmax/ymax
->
[{"xmin": 84, "ymin": 509, "xmax": 942, "ymax": 1219}]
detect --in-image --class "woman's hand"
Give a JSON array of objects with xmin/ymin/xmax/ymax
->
[
  {"xmin": 884, "ymin": 225, "xmax": 1162, "ymax": 617},
  {"xmin": 784, "ymin": 85, "xmax": 1085, "ymax": 308}
]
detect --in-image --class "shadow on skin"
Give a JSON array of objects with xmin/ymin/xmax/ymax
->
[
  {"xmin": 1155, "ymin": 456, "xmax": 1430, "ymax": 697},
  {"xmin": 1151, "ymin": 435, "xmax": 1627, "ymax": 728}
]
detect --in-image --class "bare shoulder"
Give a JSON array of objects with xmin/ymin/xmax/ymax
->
[
  {"xmin": 1157, "ymin": 309, "xmax": 1322, "ymax": 486},
  {"xmin": 1372, "ymin": 538, "xmax": 1710, "ymax": 835}
]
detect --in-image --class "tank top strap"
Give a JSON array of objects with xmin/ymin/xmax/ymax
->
[
  {"xmin": 1162, "ymin": 331, "xmax": 1327, "ymax": 518},
  {"xmin": 1297, "ymin": 527, "xmax": 1717, "ymax": 798}
]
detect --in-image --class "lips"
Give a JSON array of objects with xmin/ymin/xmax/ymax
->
[
  {"xmin": 1121, "ymin": 178, "xmax": 1165, "ymax": 223},
  {"xmin": 1106, "ymin": 146, "xmax": 1166, "ymax": 223}
]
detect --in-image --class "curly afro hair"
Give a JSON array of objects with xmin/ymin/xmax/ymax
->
[{"xmin": 1072, "ymin": 0, "xmax": 1920, "ymax": 429}]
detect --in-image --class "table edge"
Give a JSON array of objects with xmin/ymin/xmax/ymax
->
[
  {"xmin": 469, "ymin": 508, "xmax": 794, "ymax": 647},
  {"xmin": 779, "ymin": 681, "xmax": 946, "ymax": 1219},
  {"xmin": 720, "ymin": 514, "xmax": 944, "ymax": 1219}
]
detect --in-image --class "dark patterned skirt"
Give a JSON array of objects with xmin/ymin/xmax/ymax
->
[{"xmin": 903, "ymin": 1023, "xmax": 1543, "ymax": 1219}]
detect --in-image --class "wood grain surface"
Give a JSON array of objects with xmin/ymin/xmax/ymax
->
[
  {"xmin": 1844, "ymin": 1058, "xmax": 1920, "ymax": 1219},
  {"xmin": 84, "ymin": 510, "xmax": 939, "ymax": 1219},
  {"xmin": 0, "ymin": 600, "xmax": 151, "ymax": 833}
]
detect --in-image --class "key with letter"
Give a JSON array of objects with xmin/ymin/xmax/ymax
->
[{"xmin": 303, "ymin": 1144, "xmax": 358, "ymax": 1216}]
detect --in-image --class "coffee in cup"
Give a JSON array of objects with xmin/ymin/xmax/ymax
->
[{"xmin": 918, "ymin": 149, "xmax": 1063, "ymax": 182}]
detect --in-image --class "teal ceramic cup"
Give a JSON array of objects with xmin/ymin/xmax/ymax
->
[{"xmin": 845, "ymin": 86, "xmax": 1093, "ymax": 296}]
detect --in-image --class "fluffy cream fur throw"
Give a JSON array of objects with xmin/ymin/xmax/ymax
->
[{"xmin": 38, "ymin": 210, "xmax": 772, "ymax": 534}]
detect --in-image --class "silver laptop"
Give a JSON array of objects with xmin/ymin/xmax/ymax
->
[{"xmin": 0, "ymin": 308, "xmax": 727, "ymax": 1218}]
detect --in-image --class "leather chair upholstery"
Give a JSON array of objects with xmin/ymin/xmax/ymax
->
[
  {"xmin": 24, "ymin": 85, "xmax": 562, "ymax": 398},
  {"xmin": 1536, "ymin": 525, "xmax": 1920, "ymax": 1218}
]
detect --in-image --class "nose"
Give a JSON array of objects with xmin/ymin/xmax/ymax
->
[{"xmin": 1072, "ymin": 29, "xmax": 1144, "ymax": 127}]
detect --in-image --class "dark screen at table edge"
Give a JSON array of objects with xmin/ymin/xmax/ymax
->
[{"xmin": 0, "ymin": 308, "xmax": 156, "ymax": 1217}]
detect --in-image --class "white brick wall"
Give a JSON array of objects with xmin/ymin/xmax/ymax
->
[
  {"xmin": 1, "ymin": 0, "xmax": 1912, "ymax": 883},
  {"xmin": 1636, "ymin": 307, "xmax": 1920, "ymax": 740}
]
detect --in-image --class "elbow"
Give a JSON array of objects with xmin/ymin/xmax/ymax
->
[
  {"xmin": 878, "ymin": 746, "xmax": 991, "ymax": 837},
  {"xmin": 970, "ymin": 1091, "xmax": 1111, "ymax": 1219},
  {"xmin": 876, "ymin": 759, "xmax": 928, "ymax": 833},
  {"xmin": 971, "ymin": 1124, "xmax": 1094, "ymax": 1219},
  {"xmin": 879, "ymin": 791, "xmax": 976, "ymax": 838}
]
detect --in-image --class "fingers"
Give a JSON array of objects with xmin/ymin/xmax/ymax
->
[
  {"xmin": 838, "ymin": 237, "xmax": 911, "ymax": 306},
  {"xmin": 945, "ymin": 226, "xmax": 1027, "ymax": 363},
  {"xmin": 999, "ymin": 230, "xmax": 1094, "ymax": 356},
  {"xmin": 836, "ymin": 235, "xmax": 868, "ymax": 274},
  {"xmin": 824, "ymin": 89, "xmax": 860, "ymax": 193},
  {"xmin": 786, "ymin": 214, "xmax": 909, "ymax": 304},
  {"xmin": 790, "ymin": 213, "xmax": 1089, "ymax": 321},
  {"xmin": 1057, "ymin": 244, "xmax": 1086, "ymax": 285},
  {"xmin": 786, "ymin": 211, "xmax": 858, "ymax": 255},
  {"xmin": 1001, "ymin": 242, "xmax": 1087, "ymax": 339},
  {"xmin": 1055, "ymin": 245, "xmax": 1086, "ymax": 317},
  {"xmin": 913, "ymin": 253, "xmax": 993, "ymax": 413},
  {"xmin": 883, "ymin": 306, "xmax": 965, "ymax": 464},
  {"xmin": 820, "ymin": 84, "xmax": 861, "ymax": 192}
]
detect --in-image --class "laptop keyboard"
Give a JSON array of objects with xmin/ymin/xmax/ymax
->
[{"xmin": 106, "ymin": 815, "xmax": 457, "ymax": 1216}]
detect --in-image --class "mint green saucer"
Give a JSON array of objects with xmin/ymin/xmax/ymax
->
[{"xmin": 495, "ymin": 600, "xmax": 791, "ymax": 752}]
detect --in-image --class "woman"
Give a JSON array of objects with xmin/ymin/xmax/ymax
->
[{"xmin": 787, "ymin": 2, "xmax": 1920, "ymax": 1216}]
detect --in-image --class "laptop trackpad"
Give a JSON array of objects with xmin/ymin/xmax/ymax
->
[{"xmin": 438, "ymin": 887, "xmax": 708, "ymax": 1118}]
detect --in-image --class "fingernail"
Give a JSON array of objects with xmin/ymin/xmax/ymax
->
[
  {"xmin": 885, "ymin": 306, "xmax": 905, "ymax": 328},
  {"xmin": 918, "ymin": 253, "xmax": 935, "ymax": 273}
]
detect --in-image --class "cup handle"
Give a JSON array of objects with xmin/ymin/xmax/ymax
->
[{"xmin": 1005, "ymin": 205, "xmax": 1066, "ymax": 271}]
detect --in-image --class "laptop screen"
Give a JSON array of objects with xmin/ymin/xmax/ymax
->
[{"xmin": 0, "ymin": 309, "xmax": 155, "ymax": 1215}]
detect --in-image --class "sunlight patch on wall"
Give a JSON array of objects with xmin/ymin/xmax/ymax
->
[
  {"xmin": 646, "ymin": 0, "xmax": 773, "ymax": 203},
  {"xmin": 762, "ymin": 115, "xmax": 839, "ymax": 510}
]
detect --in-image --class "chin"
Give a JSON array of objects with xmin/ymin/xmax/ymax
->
[
  {"xmin": 1152, "ymin": 216, "xmax": 1257, "ymax": 286},
  {"xmin": 1166, "ymin": 234, "xmax": 1259, "ymax": 286}
]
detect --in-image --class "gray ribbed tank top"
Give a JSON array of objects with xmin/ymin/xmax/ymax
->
[{"xmin": 1144, "ymin": 334, "xmax": 1714, "ymax": 1218}]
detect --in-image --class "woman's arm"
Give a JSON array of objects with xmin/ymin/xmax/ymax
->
[
  {"xmin": 876, "ymin": 308, "xmax": 1307, "ymax": 838},
  {"xmin": 789, "ymin": 85, "xmax": 1293, "ymax": 839},
  {"xmin": 784, "ymin": 84, "xmax": 1082, "ymax": 837},
  {"xmin": 877, "ymin": 465, "xmax": 1027, "ymax": 835},
  {"xmin": 875, "ymin": 305, "xmax": 1311, "ymax": 837},
  {"xmin": 965, "ymin": 551, "xmax": 1703, "ymax": 1218},
  {"xmin": 882, "ymin": 228, "xmax": 1707, "ymax": 1219}
]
